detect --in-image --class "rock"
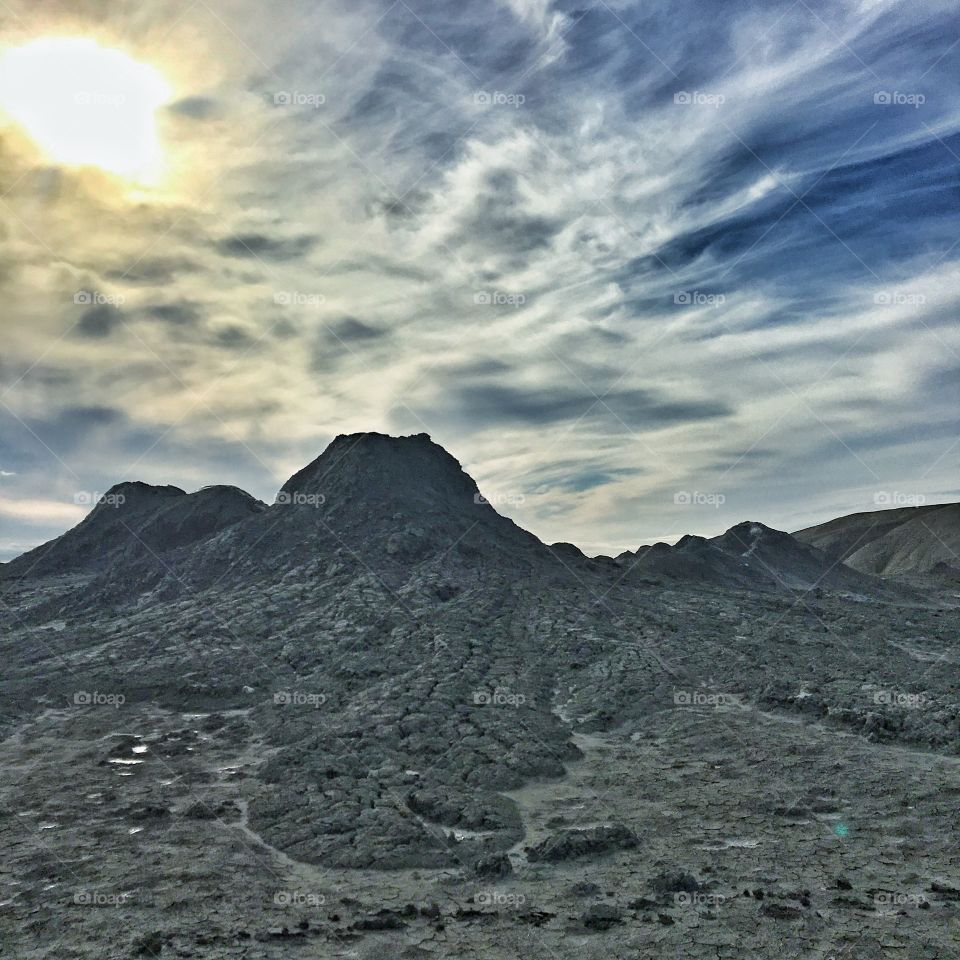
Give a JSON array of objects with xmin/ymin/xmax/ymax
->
[
  {"xmin": 474, "ymin": 853, "xmax": 512, "ymax": 878},
  {"xmin": 650, "ymin": 871, "xmax": 702, "ymax": 896},
  {"xmin": 760, "ymin": 902, "xmax": 804, "ymax": 920},
  {"xmin": 581, "ymin": 903, "xmax": 623, "ymax": 930},
  {"xmin": 132, "ymin": 931, "xmax": 165, "ymax": 956},
  {"xmin": 353, "ymin": 910, "xmax": 408, "ymax": 931},
  {"xmin": 571, "ymin": 881, "xmax": 602, "ymax": 897},
  {"xmin": 527, "ymin": 824, "xmax": 638, "ymax": 863}
]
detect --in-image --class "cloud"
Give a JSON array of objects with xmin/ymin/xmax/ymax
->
[
  {"xmin": 0, "ymin": 494, "xmax": 85, "ymax": 525},
  {"xmin": 422, "ymin": 383, "xmax": 732, "ymax": 430},
  {"xmin": 74, "ymin": 303, "xmax": 124, "ymax": 338},
  {"xmin": 144, "ymin": 301, "xmax": 202, "ymax": 325},
  {"xmin": 166, "ymin": 95, "xmax": 222, "ymax": 120},
  {"xmin": 0, "ymin": 0, "xmax": 958, "ymax": 558},
  {"xmin": 217, "ymin": 233, "xmax": 318, "ymax": 261}
]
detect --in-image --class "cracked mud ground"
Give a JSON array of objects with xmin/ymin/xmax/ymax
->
[
  {"xmin": 1, "ymin": 437, "xmax": 957, "ymax": 957},
  {"xmin": 2, "ymin": 577, "xmax": 958, "ymax": 959}
]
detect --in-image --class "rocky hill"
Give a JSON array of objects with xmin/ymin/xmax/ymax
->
[
  {"xmin": 1, "ymin": 434, "xmax": 958, "ymax": 958},
  {"xmin": 616, "ymin": 520, "xmax": 895, "ymax": 597},
  {"xmin": 794, "ymin": 502, "xmax": 960, "ymax": 577},
  {"xmin": 1, "ymin": 483, "xmax": 266, "ymax": 581}
]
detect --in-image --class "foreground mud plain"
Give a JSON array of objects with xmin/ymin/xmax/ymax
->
[{"xmin": 2, "ymin": 615, "xmax": 958, "ymax": 959}]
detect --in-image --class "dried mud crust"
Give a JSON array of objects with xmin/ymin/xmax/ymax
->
[
  {"xmin": 1, "ymin": 468, "xmax": 958, "ymax": 960},
  {"xmin": 1, "ymin": 686, "xmax": 958, "ymax": 959}
]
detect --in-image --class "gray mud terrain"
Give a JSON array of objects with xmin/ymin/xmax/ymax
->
[{"xmin": 1, "ymin": 435, "xmax": 958, "ymax": 957}]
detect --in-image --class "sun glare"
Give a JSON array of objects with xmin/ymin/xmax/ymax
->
[{"xmin": 0, "ymin": 37, "xmax": 172, "ymax": 182}]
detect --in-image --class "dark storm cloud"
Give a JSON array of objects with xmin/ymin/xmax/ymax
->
[
  {"xmin": 217, "ymin": 233, "xmax": 318, "ymax": 261},
  {"xmin": 145, "ymin": 302, "xmax": 201, "ymax": 325},
  {"xmin": 104, "ymin": 258, "xmax": 199, "ymax": 286},
  {"xmin": 2, "ymin": 405, "xmax": 156, "ymax": 465},
  {"xmin": 166, "ymin": 95, "xmax": 222, "ymax": 119},
  {"xmin": 456, "ymin": 169, "xmax": 563, "ymax": 256},
  {"xmin": 426, "ymin": 383, "xmax": 731, "ymax": 430},
  {"xmin": 335, "ymin": 256, "xmax": 431, "ymax": 283},
  {"xmin": 541, "ymin": 467, "xmax": 644, "ymax": 494},
  {"xmin": 309, "ymin": 316, "xmax": 391, "ymax": 373},
  {"xmin": 330, "ymin": 316, "xmax": 386, "ymax": 342},
  {"xmin": 74, "ymin": 303, "xmax": 123, "ymax": 339},
  {"xmin": 213, "ymin": 325, "xmax": 256, "ymax": 350}
]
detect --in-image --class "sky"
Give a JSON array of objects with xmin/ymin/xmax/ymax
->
[{"xmin": 0, "ymin": 0, "xmax": 958, "ymax": 560}]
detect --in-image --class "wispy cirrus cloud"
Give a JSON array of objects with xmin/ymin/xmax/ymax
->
[{"xmin": 0, "ymin": 0, "xmax": 957, "ymax": 559}]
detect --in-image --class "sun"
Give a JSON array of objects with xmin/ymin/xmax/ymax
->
[{"xmin": 0, "ymin": 37, "xmax": 172, "ymax": 183}]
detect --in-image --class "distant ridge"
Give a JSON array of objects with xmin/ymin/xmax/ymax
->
[
  {"xmin": 615, "ymin": 520, "xmax": 892, "ymax": 596},
  {"xmin": 2, "ymin": 483, "xmax": 265, "ymax": 580},
  {"xmin": 1, "ymin": 433, "xmax": 943, "ymax": 602},
  {"xmin": 794, "ymin": 502, "xmax": 960, "ymax": 577}
]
